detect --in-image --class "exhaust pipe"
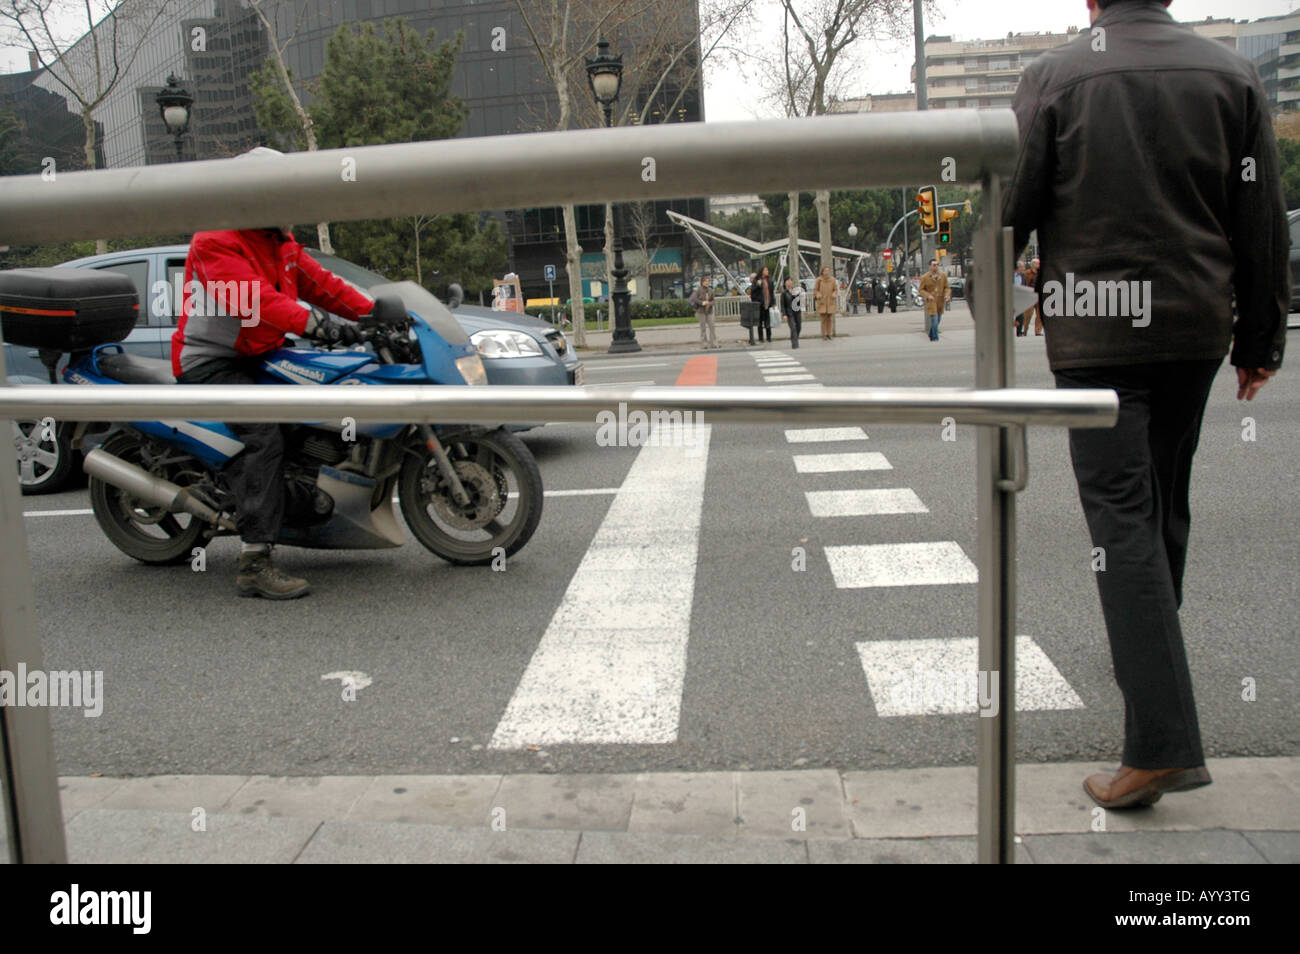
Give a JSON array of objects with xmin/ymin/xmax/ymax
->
[{"xmin": 84, "ymin": 448, "xmax": 237, "ymax": 531}]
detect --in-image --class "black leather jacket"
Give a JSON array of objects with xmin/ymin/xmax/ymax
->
[{"xmin": 1002, "ymin": 1, "xmax": 1287, "ymax": 371}]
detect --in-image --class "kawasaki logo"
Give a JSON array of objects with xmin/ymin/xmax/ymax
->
[{"xmin": 274, "ymin": 361, "xmax": 326, "ymax": 382}]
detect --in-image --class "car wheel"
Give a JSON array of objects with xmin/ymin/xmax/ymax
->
[{"xmin": 13, "ymin": 419, "xmax": 74, "ymax": 495}]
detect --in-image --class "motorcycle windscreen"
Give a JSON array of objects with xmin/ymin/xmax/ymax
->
[{"xmin": 367, "ymin": 281, "xmax": 470, "ymax": 347}]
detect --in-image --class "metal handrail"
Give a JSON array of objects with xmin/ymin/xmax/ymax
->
[{"xmin": 0, "ymin": 385, "xmax": 1117, "ymax": 430}]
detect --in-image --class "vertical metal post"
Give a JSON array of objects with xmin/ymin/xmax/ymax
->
[
  {"xmin": 973, "ymin": 173, "xmax": 1017, "ymax": 864},
  {"xmin": 0, "ymin": 349, "xmax": 69, "ymax": 863},
  {"xmin": 913, "ymin": 0, "xmax": 928, "ymax": 111}
]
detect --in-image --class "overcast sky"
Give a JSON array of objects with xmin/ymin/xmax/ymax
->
[{"xmin": 3, "ymin": 1, "xmax": 1297, "ymax": 124}]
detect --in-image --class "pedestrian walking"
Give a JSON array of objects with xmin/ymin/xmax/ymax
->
[
  {"xmin": 887, "ymin": 276, "xmax": 899, "ymax": 313},
  {"xmin": 748, "ymin": 265, "xmax": 775, "ymax": 345},
  {"xmin": 814, "ymin": 266, "xmax": 837, "ymax": 340},
  {"xmin": 872, "ymin": 277, "xmax": 885, "ymax": 314},
  {"xmin": 1027, "ymin": 257, "xmax": 1043, "ymax": 335},
  {"xmin": 918, "ymin": 259, "xmax": 950, "ymax": 341},
  {"xmin": 689, "ymin": 276, "xmax": 717, "ymax": 349},
  {"xmin": 782, "ymin": 276, "xmax": 803, "ymax": 349},
  {"xmin": 1003, "ymin": 0, "xmax": 1286, "ymax": 810},
  {"xmin": 1013, "ymin": 261, "xmax": 1028, "ymax": 336}
]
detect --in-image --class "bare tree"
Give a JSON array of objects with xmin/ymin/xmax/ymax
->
[
  {"xmin": 760, "ymin": 1, "xmax": 920, "ymax": 295},
  {"xmin": 1, "ymin": 0, "xmax": 174, "ymax": 252},
  {"xmin": 624, "ymin": 199, "xmax": 661, "ymax": 295},
  {"xmin": 247, "ymin": 0, "xmax": 333, "ymax": 253}
]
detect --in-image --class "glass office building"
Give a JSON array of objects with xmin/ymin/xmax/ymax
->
[{"xmin": 0, "ymin": 0, "xmax": 707, "ymax": 298}]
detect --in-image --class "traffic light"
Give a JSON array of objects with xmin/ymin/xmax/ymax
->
[
  {"xmin": 938, "ymin": 208, "xmax": 959, "ymax": 246},
  {"xmin": 915, "ymin": 186, "xmax": 937, "ymax": 234}
]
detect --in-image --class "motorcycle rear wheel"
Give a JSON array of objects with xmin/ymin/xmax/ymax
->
[
  {"xmin": 399, "ymin": 426, "xmax": 542, "ymax": 565},
  {"xmin": 89, "ymin": 432, "xmax": 208, "ymax": 565}
]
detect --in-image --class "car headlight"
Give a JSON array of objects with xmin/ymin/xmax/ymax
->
[{"xmin": 471, "ymin": 329, "xmax": 544, "ymax": 358}]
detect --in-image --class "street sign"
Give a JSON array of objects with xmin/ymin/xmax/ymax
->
[
  {"xmin": 544, "ymin": 264, "xmax": 556, "ymax": 281},
  {"xmin": 882, "ymin": 249, "xmax": 892, "ymax": 260}
]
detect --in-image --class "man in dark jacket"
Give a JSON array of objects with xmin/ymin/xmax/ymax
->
[
  {"xmin": 173, "ymin": 173, "xmax": 375, "ymax": 599},
  {"xmin": 1003, "ymin": 0, "xmax": 1286, "ymax": 809}
]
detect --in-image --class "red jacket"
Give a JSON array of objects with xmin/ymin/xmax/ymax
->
[{"xmin": 171, "ymin": 228, "xmax": 374, "ymax": 376}]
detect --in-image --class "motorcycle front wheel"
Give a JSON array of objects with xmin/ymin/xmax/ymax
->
[
  {"xmin": 89, "ymin": 432, "xmax": 209, "ymax": 565},
  {"xmin": 398, "ymin": 426, "xmax": 543, "ymax": 565}
]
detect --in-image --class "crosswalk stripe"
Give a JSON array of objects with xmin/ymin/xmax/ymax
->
[
  {"xmin": 793, "ymin": 452, "xmax": 892, "ymax": 473},
  {"xmin": 855, "ymin": 636, "xmax": 1084, "ymax": 716},
  {"xmin": 806, "ymin": 488, "xmax": 927, "ymax": 517},
  {"xmin": 763, "ymin": 373, "xmax": 816, "ymax": 382},
  {"xmin": 785, "ymin": 427, "xmax": 868, "ymax": 442},
  {"xmin": 824, "ymin": 541, "xmax": 978, "ymax": 587},
  {"xmin": 489, "ymin": 422, "xmax": 712, "ymax": 748}
]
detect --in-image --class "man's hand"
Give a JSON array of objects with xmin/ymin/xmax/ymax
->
[
  {"xmin": 303, "ymin": 312, "xmax": 359, "ymax": 347},
  {"xmin": 1235, "ymin": 366, "xmax": 1276, "ymax": 401}
]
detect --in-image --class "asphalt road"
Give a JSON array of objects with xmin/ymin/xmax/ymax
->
[{"xmin": 19, "ymin": 309, "xmax": 1300, "ymax": 777}]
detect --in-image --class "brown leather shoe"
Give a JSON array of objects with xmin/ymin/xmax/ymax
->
[{"xmin": 1083, "ymin": 764, "xmax": 1212, "ymax": 809}]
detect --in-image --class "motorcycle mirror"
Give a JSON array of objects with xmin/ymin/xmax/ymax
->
[
  {"xmin": 446, "ymin": 283, "xmax": 464, "ymax": 309},
  {"xmin": 369, "ymin": 295, "xmax": 407, "ymax": 324}
]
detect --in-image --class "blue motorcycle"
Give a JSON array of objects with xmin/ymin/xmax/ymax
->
[{"xmin": 62, "ymin": 279, "xmax": 543, "ymax": 566}]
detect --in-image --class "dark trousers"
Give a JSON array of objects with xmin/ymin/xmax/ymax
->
[
  {"xmin": 1053, "ymin": 359, "xmax": 1221, "ymax": 768},
  {"xmin": 749, "ymin": 303, "xmax": 772, "ymax": 342},
  {"xmin": 177, "ymin": 356, "xmax": 285, "ymax": 545},
  {"xmin": 787, "ymin": 311, "xmax": 801, "ymax": 347}
]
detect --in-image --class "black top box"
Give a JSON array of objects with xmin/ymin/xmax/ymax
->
[{"xmin": 0, "ymin": 268, "xmax": 139, "ymax": 351}]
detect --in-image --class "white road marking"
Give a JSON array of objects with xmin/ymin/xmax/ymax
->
[
  {"xmin": 584, "ymin": 362, "xmax": 670, "ymax": 371},
  {"xmin": 490, "ymin": 421, "xmax": 712, "ymax": 748},
  {"xmin": 855, "ymin": 636, "xmax": 1084, "ymax": 716},
  {"xmin": 762, "ymin": 373, "xmax": 816, "ymax": 382},
  {"xmin": 824, "ymin": 541, "xmax": 978, "ymax": 587},
  {"xmin": 22, "ymin": 509, "xmax": 93, "ymax": 517},
  {"xmin": 785, "ymin": 427, "xmax": 868, "ymax": 442},
  {"xmin": 584, "ymin": 380, "xmax": 660, "ymax": 389},
  {"xmin": 321, "ymin": 671, "xmax": 373, "ymax": 693},
  {"xmin": 806, "ymin": 488, "xmax": 927, "ymax": 517},
  {"xmin": 793, "ymin": 452, "xmax": 892, "ymax": 473}
]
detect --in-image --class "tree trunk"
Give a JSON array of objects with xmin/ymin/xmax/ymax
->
[
  {"xmin": 786, "ymin": 191, "xmax": 800, "ymax": 285},
  {"xmin": 562, "ymin": 203, "xmax": 586, "ymax": 347},
  {"xmin": 413, "ymin": 220, "xmax": 422, "ymax": 285},
  {"xmin": 81, "ymin": 110, "xmax": 107, "ymax": 254},
  {"xmin": 815, "ymin": 189, "xmax": 833, "ymax": 331}
]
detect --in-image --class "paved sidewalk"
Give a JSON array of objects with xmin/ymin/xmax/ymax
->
[
  {"xmin": 572, "ymin": 304, "xmax": 968, "ymax": 357},
  {"xmin": 57, "ymin": 756, "xmax": 1299, "ymax": 863}
]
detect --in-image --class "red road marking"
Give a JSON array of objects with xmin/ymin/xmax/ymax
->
[{"xmin": 675, "ymin": 355, "xmax": 717, "ymax": 387}]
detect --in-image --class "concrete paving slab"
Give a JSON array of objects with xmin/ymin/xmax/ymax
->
[
  {"xmin": 221, "ymin": 775, "xmax": 374, "ymax": 821},
  {"xmin": 808, "ymin": 837, "xmax": 1035, "ymax": 864},
  {"xmin": 1021, "ymin": 830, "xmax": 1268, "ymax": 864},
  {"xmin": 65, "ymin": 809, "xmax": 318, "ymax": 864},
  {"xmin": 577, "ymin": 830, "xmax": 807, "ymax": 864},
  {"xmin": 345, "ymin": 775, "xmax": 503, "ymax": 827},
  {"xmin": 491, "ymin": 773, "xmax": 636, "ymax": 831},
  {"xmin": 96, "ymin": 775, "xmax": 250, "ymax": 813},
  {"xmin": 57, "ymin": 776, "xmax": 128, "ymax": 822},
  {"xmin": 736, "ymin": 770, "xmax": 849, "ymax": 839},
  {"xmin": 628, "ymin": 772, "xmax": 737, "ymax": 837},
  {"xmin": 844, "ymin": 766, "xmax": 977, "ymax": 837},
  {"xmin": 1240, "ymin": 830, "xmax": 1300, "ymax": 863},
  {"xmin": 296, "ymin": 820, "xmax": 579, "ymax": 864}
]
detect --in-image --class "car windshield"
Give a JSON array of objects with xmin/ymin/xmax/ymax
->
[{"xmin": 307, "ymin": 251, "xmax": 389, "ymax": 292}]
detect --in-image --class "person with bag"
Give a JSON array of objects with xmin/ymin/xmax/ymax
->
[
  {"xmin": 748, "ymin": 265, "xmax": 775, "ymax": 346},
  {"xmin": 782, "ymin": 276, "xmax": 804, "ymax": 349},
  {"xmin": 814, "ymin": 266, "xmax": 837, "ymax": 340},
  {"xmin": 689, "ymin": 276, "xmax": 717, "ymax": 349}
]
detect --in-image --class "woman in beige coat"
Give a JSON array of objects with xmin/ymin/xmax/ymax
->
[{"xmin": 814, "ymin": 266, "xmax": 838, "ymax": 340}]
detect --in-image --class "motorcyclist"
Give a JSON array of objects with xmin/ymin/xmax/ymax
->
[{"xmin": 170, "ymin": 147, "xmax": 375, "ymax": 599}]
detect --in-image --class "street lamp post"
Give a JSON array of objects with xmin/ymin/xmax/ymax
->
[
  {"xmin": 155, "ymin": 74, "xmax": 193, "ymax": 162},
  {"xmin": 586, "ymin": 39, "xmax": 640, "ymax": 354},
  {"xmin": 847, "ymin": 222, "xmax": 859, "ymax": 313}
]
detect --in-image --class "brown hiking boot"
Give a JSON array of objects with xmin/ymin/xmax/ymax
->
[{"xmin": 236, "ymin": 551, "xmax": 310, "ymax": 600}]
